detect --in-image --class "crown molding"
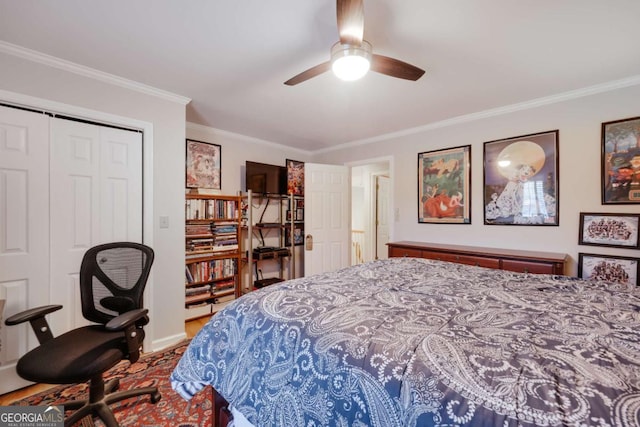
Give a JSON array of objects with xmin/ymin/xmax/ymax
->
[
  {"xmin": 315, "ymin": 74, "xmax": 640, "ymax": 154},
  {"xmin": 186, "ymin": 122, "xmax": 311, "ymax": 156},
  {"xmin": 0, "ymin": 41, "xmax": 191, "ymax": 105}
]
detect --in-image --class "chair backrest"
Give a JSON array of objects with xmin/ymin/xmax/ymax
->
[{"xmin": 80, "ymin": 242, "xmax": 154, "ymax": 324}]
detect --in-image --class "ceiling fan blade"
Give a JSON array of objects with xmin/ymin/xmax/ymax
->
[
  {"xmin": 337, "ymin": 0, "xmax": 364, "ymax": 46},
  {"xmin": 284, "ymin": 61, "xmax": 332, "ymax": 86},
  {"xmin": 370, "ymin": 54, "xmax": 425, "ymax": 81}
]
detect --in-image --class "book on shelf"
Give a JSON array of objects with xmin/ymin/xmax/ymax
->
[
  {"xmin": 185, "ymin": 266, "xmax": 194, "ymax": 284},
  {"xmin": 213, "ymin": 280, "xmax": 235, "ymax": 292},
  {"xmin": 185, "ymin": 284, "xmax": 211, "ymax": 296}
]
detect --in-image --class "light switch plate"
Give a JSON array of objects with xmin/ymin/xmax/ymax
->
[{"xmin": 159, "ymin": 216, "xmax": 170, "ymax": 229}]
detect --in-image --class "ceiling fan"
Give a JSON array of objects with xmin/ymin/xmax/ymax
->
[{"xmin": 284, "ymin": 0, "xmax": 425, "ymax": 86}]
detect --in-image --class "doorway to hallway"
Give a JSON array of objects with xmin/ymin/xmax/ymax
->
[{"xmin": 350, "ymin": 159, "xmax": 392, "ymax": 265}]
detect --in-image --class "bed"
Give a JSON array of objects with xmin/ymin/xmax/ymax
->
[{"xmin": 170, "ymin": 257, "xmax": 640, "ymax": 426}]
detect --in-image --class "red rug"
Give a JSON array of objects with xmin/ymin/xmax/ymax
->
[{"xmin": 11, "ymin": 340, "xmax": 212, "ymax": 427}]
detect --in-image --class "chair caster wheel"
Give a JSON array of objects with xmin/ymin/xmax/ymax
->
[{"xmin": 151, "ymin": 392, "xmax": 162, "ymax": 404}]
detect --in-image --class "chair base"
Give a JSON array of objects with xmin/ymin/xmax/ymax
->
[{"xmin": 61, "ymin": 376, "xmax": 161, "ymax": 427}]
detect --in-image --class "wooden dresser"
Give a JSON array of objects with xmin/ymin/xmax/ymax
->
[{"xmin": 388, "ymin": 241, "xmax": 568, "ymax": 275}]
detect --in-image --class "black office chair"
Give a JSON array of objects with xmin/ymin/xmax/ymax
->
[{"xmin": 5, "ymin": 242, "xmax": 160, "ymax": 427}]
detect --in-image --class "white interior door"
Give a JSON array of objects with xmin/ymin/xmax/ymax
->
[
  {"xmin": 304, "ymin": 163, "xmax": 350, "ymax": 276},
  {"xmin": 0, "ymin": 106, "xmax": 50, "ymax": 394},
  {"xmin": 50, "ymin": 119, "xmax": 142, "ymax": 332},
  {"xmin": 375, "ymin": 175, "xmax": 390, "ymax": 260}
]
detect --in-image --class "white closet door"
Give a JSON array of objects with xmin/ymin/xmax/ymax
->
[
  {"xmin": 0, "ymin": 106, "xmax": 50, "ymax": 394},
  {"xmin": 50, "ymin": 119, "xmax": 142, "ymax": 332}
]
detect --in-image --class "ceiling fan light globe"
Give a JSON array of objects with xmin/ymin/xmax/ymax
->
[{"xmin": 331, "ymin": 41, "xmax": 372, "ymax": 81}]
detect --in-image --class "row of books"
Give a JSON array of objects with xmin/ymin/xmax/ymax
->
[
  {"xmin": 185, "ymin": 279, "xmax": 235, "ymax": 304},
  {"xmin": 186, "ymin": 222, "xmax": 238, "ymax": 235},
  {"xmin": 185, "ymin": 245, "xmax": 239, "ymax": 259},
  {"xmin": 186, "ymin": 222, "xmax": 239, "ymax": 256},
  {"xmin": 185, "ymin": 259, "xmax": 237, "ymax": 284},
  {"xmin": 185, "ymin": 279, "xmax": 234, "ymax": 295},
  {"xmin": 186, "ymin": 238, "xmax": 237, "ymax": 251},
  {"xmin": 186, "ymin": 199, "xmax": 239, "ymax": 220}
]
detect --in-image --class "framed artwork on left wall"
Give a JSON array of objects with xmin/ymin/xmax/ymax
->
[{"xmin": 186, "ymin": 139, "xmax": 221, "ymax": 190}]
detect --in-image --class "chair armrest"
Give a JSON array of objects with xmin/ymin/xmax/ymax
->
[
  {"xmin": 104, "ymin": 308, "xmax": 148, "ymax": 331},
  {"xmin": 106, "ymin": 308, "xmax": 149, "ymax": 363},
  {"xmin": 4, "ymin": 305, "xmax": 63, "ymax": 345},
  {"xmin": 5, "ymin": 305, "xmax": 63, "ymax": 326}
]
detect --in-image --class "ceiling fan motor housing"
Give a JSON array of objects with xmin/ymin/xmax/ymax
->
[{"xmin": 330, "ymin": 40, "xmax": 372, "ymax": 81}]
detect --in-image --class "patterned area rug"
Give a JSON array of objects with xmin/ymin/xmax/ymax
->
[{"xmin": 12, "ymin": 340, "xmax": 212, "ymax": 427}]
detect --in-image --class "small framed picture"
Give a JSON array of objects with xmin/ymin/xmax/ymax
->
[
  {"xmin": 578, "ymin": 212, "xmax": 640, "ymax": 249},
  {"xmin": 285, "ymin": 224, "xmax": 304, "ymax": 246},
  {"xmin": 578, "ymin": 253, "xmax": 640, "ymax": 286},
  {"xmin": 601, "ymin": 116, "xmax": 640, "ymax": 204},
  {"xmin": 418, "ymin": 145, "xmax": 471, "ymax": 224},
  {"xmin": 186, "ymin": 139, "xmax": 221, "ymax": 189},
  {"xmin": 484, "ymin": 130, "xmax": 559, "ymax": 225}
]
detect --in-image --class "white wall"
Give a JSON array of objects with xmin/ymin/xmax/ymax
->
[
  {"xmin": 0, "ymin": 51, "xmax": 188, "ymax": 350},
  {"xmin": 315, "ymin": 83, "xmax": 640, "ymax": 276}
]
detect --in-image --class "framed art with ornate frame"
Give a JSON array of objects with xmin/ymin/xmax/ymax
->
[
  {"xmin": 484, "ymin": 130, "xmax": 559, "ymax": 225},
  {"xmin": 417, "ymin": 145, "xmax": 471, "ymax": 224}
]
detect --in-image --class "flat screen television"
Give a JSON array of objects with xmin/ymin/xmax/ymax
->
[{"xmin": 245, "ymin": 161, "xmax": 287, "ymax": 195}]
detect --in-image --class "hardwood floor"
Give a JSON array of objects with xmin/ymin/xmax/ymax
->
[{"xmin": 0, "ymin": 317, "xmax": 211, "ymax": 405}]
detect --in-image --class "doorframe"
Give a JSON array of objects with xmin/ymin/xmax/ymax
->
[
  {"xmin": 0, "ymin": 89, "xmax": 155, "ymax": 350},
  {"xmin": 372, "ymin": 173, "xmax": 390, "ymax": 260},
  {"xmin": 346, "ymin": 156, "xmax": 394, "ymax": 262}
]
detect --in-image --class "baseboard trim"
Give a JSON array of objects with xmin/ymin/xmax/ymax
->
[{"xmin": 150, "ymin": 332, "xmax": 188, "ymax": 353}]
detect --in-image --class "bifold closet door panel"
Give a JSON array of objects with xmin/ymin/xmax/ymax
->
[
  {"xmin": 50, "ymin": 118, "xmax": 142, "ymax": 332},
  {"xmin": 0, "ymin": 105, "xmax": 50, "ymax": 394}
]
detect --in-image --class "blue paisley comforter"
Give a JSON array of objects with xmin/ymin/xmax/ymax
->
[{"xmin": 170, "ymin": 257, "xmax": 640, "ymax": 426}]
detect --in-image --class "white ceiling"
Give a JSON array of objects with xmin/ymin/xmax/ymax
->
[{"xmin": 1, "ymin": 0, "xmax": 639, "ymax": 152}]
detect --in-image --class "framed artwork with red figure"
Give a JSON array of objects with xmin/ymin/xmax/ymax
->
[{"xmin": 417, "ymin": 145, "xmax": 471, "ymax": 224}]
